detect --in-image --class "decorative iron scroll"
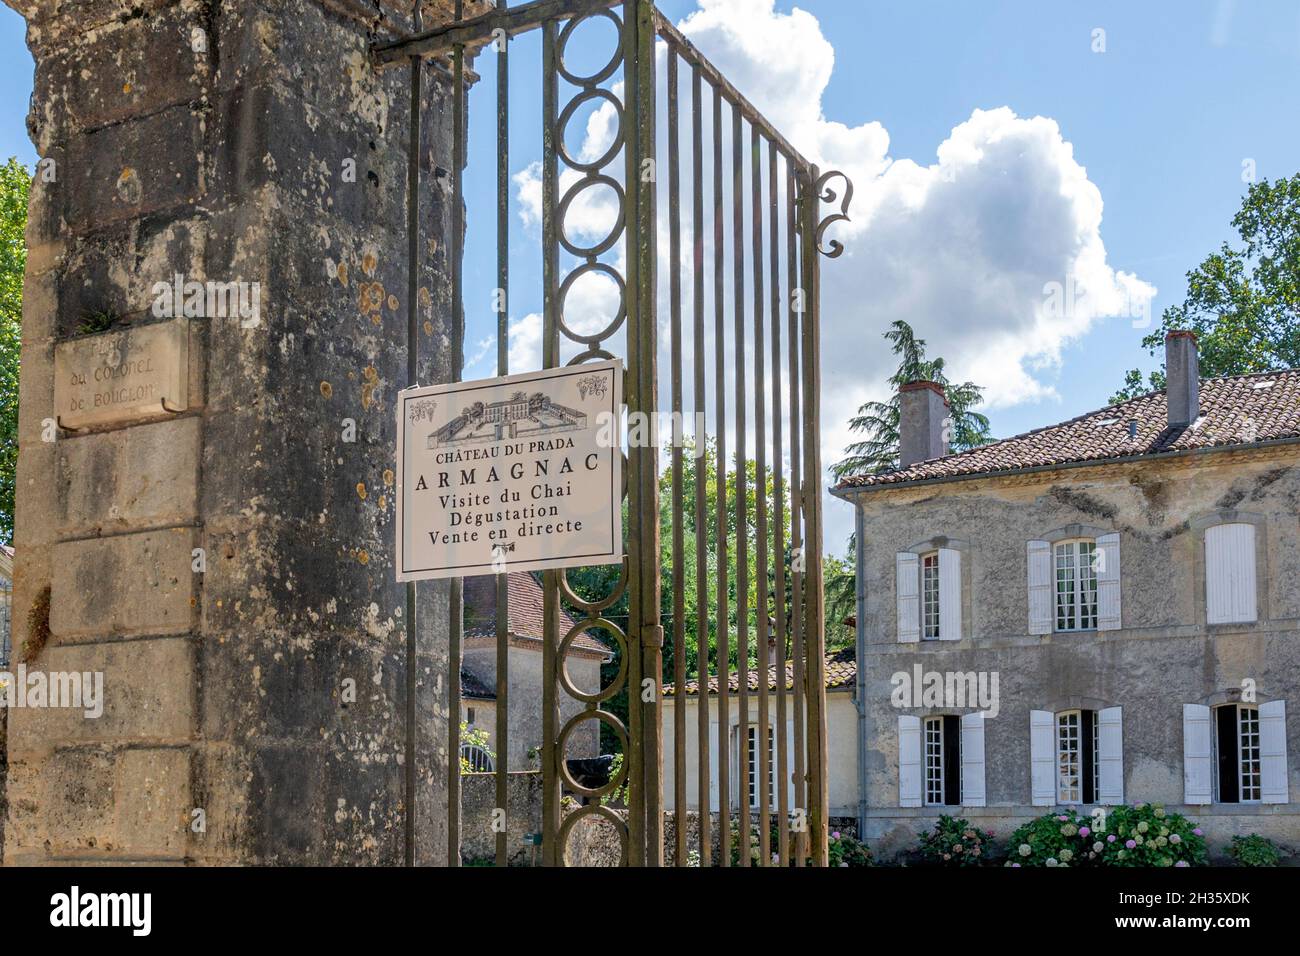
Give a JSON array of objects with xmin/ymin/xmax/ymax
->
[{"xmin": 813, "ymin": 169, "xmax": 853, "ymax": 259}]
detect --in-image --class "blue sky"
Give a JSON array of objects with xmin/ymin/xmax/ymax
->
[{"xmin": 3, "ymin": 0, "xmax": 1298, "ymax": 548}]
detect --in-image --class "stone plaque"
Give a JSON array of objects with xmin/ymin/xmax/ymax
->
[
  {"xmin": 55, "ymin": 320, "xmax": 188, "ymax": 430},
  {"xmin": 397, "ymin": 360, "xmax": 624, "ymax": 582}
]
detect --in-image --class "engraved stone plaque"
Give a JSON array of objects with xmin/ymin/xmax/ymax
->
[{"xmin": 54, "ymin": 320, "xmax": 188, "ymax": 430}]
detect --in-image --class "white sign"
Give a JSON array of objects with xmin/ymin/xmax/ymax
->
[{"xmin": 396, "ymin": 360, "xmax": 624, "ymax": 582}]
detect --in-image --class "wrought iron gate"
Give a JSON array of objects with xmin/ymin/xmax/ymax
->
[{"xmin": 376, "ymin": 0, "xmax": 850, "ymax": 867}]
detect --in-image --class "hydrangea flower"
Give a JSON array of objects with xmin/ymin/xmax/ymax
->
[
  {"xmin": 1137, "ymin": 821, "xmax": 1149, "ymax": 834},
  {"xmin": 1107, "ymin": 834, "xmax": 1117, "ymax": 843},
  {"xmin": 1175, "ymin": 860, "xmax": 1189, "ymax": 867},
  {"xmin": 1079, "ymin": 826, "xmax": 1090, "ymax": 838},
  {"xmin": 1046, "ymin": 858, "xmax": 1059, "ymax": 867},
  {"xmin": 1170, "ymin": 834, "xmax": 1181, "ymax": 844},
  {"xmin": 1125, "ymin": 839, "xmax": 1137, "ymax": 849},
  {"xmin": 1059, "ymin": 849, "xmax": 1073, "ymax": 862},
  {"xmin": 1019, "ymin": 844, "xmax": 1032, "ymax": 857},
  {"xmin": 1093, "ymin": 842, "xmax": 1104, "ymax": 853},
  {"xmin": 1193, "ymin": 828, "xmax": 1203, "ymax": 836}
]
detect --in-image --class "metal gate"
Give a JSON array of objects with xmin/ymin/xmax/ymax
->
[{"xmin": 376, "ymin": 0, "xmax": 851, "ymax": 867}]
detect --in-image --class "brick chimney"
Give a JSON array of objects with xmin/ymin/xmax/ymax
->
[
  {"xmin": 1166, "ymin": 331, "xmax": 1200, "ymax": 427},
  {"xmin": 899, "ymin": 380, "xmax": 950, "ymax": 468}
]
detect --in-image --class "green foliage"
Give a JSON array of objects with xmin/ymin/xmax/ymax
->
[
  {"xmin": 1005, "ymin": 805, "xmax": 1207, "ymax": 868},
  {"xmin": 458, "ymin": 721, "xmax": 494, "ymax": 774},
  {"xmin": 0, "ymin": 157, "xmax": 30, "ymax": 545},
  {"xmin": 833, "ymin": 320, "xmax": 992, "ymax": 480},
  {"xmin": 565, "ymin": 437, "xmax": 796, "ymax": 753},
  {"xmin": 76, "ymin": 309, "xmax": 119, "ymax": 337},
  {"xmin": 916, "ymin": 815, "xmax": 995, "ymax": 866},
  {"xmin": 600, "ymin": 752, "xmax": 628, "ymax": 807},
  {"xmin": 1229, "ymin": 834, "xmax": 1283, "ymax": 867},
  {"xmin": 1113, "ymin": 173, "xmax": 1300, "ymax": 403},
  {"xmin": 828, "ymin": 828, "xmax": 872, "ymax": 867},
  {"xmin": 822, "ymin": 551, "xmax": 856, "ymax": 652}
]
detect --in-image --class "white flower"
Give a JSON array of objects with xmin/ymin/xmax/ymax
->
[
  {"xmin": 1046, "ymin": 858, "xmax": 1059, "ymax": 867},
  {"xmin": 1018, "ymin": 844, "xmax": 1032, "ymax": 857}
]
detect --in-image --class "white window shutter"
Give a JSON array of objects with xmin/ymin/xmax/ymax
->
[
  {"xmin": 1096, "ymin": 533, "xmax": 1122, "ymax": 631},
  {"xmin": 1027, "ymin": 541, "xmax": 1053, "ymax": 635},
  {"xmin": 1260, "ymin": 700, "xmax": 1288, "ymax": 805},
  {"xmin": 1206, "ymin": 523, "xmax": 1258, "ymax": 624},
  {"xmin": 938, "ymin": 548, "xmax": 962, "ymax": 641},
  {"xmin": 1097, "ymin": 706, "xmax": 1124, "ymax": 804},
  {"xmin": 960, "ymin": 712, "xmax": 986, "ymax": 807},
  {"xmin": 1182, "ymin": 704, "xmax": 1213, "ymax": 805},
  {"xmin": 784, "ymin": 719, "xmax": 796, "ymax": 809},
  {"xmin": 1030, "ymin": 710, "xmax": 1055, "ymax": 806},
  {"xmin": 898, "ymin": 715, "xmax": 922, "ymax": 808},
  {"xmin": 896, "ymin": 552, "xmax": 920, "ymax": 644}
]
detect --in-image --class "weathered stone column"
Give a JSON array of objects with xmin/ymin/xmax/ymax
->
[{"xmin": 4, "ymin": 0, "xmax": 480, "ymax": 865}]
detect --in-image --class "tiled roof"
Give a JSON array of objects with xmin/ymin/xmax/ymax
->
[
  {"xmin": 836, "ymin": 369, "xmax": 1300, "ymax": 490},
  {"xmin": 462, "ymin": 572, "xmax": 611, "ymax": 658},
  {"xmin": 664, "ymin": 646, "xmax": 856, "ymax": 697},
  {"xmin": 460, "ymin": 668, "xmax": 497, "ymax": 700}
]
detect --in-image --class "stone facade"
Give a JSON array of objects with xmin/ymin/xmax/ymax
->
[
  {"xmin": 839, "ymin": 443, "xmax": 1300, "ymax": 860},
  {"xmin": 3, "ymin": 0, "xmax": 488, "ymax": 864}
]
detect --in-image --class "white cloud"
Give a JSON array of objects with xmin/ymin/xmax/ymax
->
[{"xmin": 512, "ymin": 0, "xmax": 1156, "ymax": 552}]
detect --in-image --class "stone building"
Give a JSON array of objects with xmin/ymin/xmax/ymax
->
[
  {"xmin": 459, "ymin": 572, "xmax": 611, "ymax": 771},
  {"xmin": 2, "ymin": 0, "xmax": 489, "ymax": 865},
  {"xmin": 832, "ymin": 332, "xmax": 1300, "ymax": 859}
]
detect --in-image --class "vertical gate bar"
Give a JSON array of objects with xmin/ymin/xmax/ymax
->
[
  {"xmin": 800, "ymin": 164, "xmax": 830, "ymax": 867},
  {"xmin": 750, "ymin": 123, "xmax": 770, "ymax": 867},
  {"xmin": 666, "ymin": 44, "xmax": 687, "ymax": 868},
  {"xmin": 403, "ymin": 0, "xmax": 424, "ymax": 871},
  {"xmin": 731, "ymin": 100, "xmax": 750, "ymax": 866},
  {"xmin": 540, "ymin": 18, "xmax": 561, "ymax": 867},
  {"xmin": 690, "ymin": 62, "xmax": 711, "ymax": 868},
  {"xmin": 769, "ymin": 141, "xmax": 789, "ymax": 867},
  {"xmin": 493, "ymin": 0, "xmax": 511, "ymax": 871},
  {"xmin": 785, "ymin": 164, "xmax": 806, "ymax": 866},
  {"xmin": 446, "ymin": 0, "xmax": 466, "ymax": 870},
  {"xmin": 711, "ymin": 80, "xmax": 731, "ymax": 867}
]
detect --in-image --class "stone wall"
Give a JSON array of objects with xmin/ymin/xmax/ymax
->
[{"xmin": 3, "ymin": 0, "xmax": 487, "ymax": 865}]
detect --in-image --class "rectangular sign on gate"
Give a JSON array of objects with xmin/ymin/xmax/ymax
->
[{"xmin": 396, "ymin": 360, "xmax": 624, "ymax": 582}]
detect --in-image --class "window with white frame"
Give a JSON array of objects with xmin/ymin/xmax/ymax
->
[
  {"xmin": 921, "ymin": 552, "xmax": 941, "ymax": 640},
  {"xmin": 746, "ymin": 725, "xmax": 776, "ymax": 809},
  {"xmin": 1215, "ymin": 704, "xmax": 1262, "ymax": 803},
  {"xmin": 1054, "ymin": 539, "xmax": 1098, "ymax": 631},
  {"xmin": 1055, "ymin": 709, "xmax": 1101, "ymax": 804},
  {"xmin": 924, "ymin": 715, "xmax": 962, "ymax": 806}
]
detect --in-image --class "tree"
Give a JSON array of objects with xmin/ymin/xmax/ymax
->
[
  {"xmin": 0, "ymin": 158, "xmax": 30, "ymax": 545},
  {"xmin": 1112, "ymin": 173, "xmax": 1300, "ymax": 403},
  {"xmin": 832, "ymin": 320, "xmax": 992, "ymax": 480}
]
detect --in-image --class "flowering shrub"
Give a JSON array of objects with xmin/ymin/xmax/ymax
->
[
  {"xmin": 1005, "ymin": 804, "xmax": 1207, "ymax": 867},
  {"xmin": 917, "ymin": 815, "xmax": 995, "ymax": 866},
  {"xmin": 829, "ymin": 830, "xmax": 872, "ymax": 867},
  {"xmin": 1229, "ymin": 834, "xmax": 1283, "ymax": 867}
]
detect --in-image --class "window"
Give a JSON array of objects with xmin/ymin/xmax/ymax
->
[
  {"xmin": 1215, "ymin": 704, "xmax": 1261, "ymax": 803},
  {"xmin": 924, "ymin": 715, "xmax": 962, "ymax": 806},
  {"xmin": 746, "ymin": 725, "xmax": 776, "ymax": 809},
  {"xmin": 1056, "ymin": 709, "xmax": 1099, "ymax": 804},
  {"xmin": 1205, "ymin": 523, "xmax": 1258, "ymax": 624},
  {"xmin": 467, "ymin": 707, "xmax": 476, "ymax": 725},
  {"xmin": 921, "ymin": 552, "xmax": 941, "ymax": 640},
  {"xmin": 896, "ymin": 548, "xmax": 961, "ymax": 643},
  {"xmin": 1054, "ymin": 539, "xmax": 1098, "ymax": 631}
]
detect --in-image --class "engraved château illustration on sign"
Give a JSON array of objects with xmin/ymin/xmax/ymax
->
[
  {"xmin": 396, "ymin": 360, "xmax": 623, "ymax": 582},
  {"xmin": 429, "ymin": 391, "xmax": 589, "ymax": 448}
]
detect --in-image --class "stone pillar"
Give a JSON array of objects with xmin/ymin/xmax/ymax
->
[{"xmin": 4, "ymin": 0, "xmax": 483, "ymax": 865}]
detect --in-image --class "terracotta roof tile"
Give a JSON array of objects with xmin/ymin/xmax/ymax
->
[
  {"xmin": 836, "ymin": 370, "xmax": 1300, "ymax": 490},
  {"xmin": 664, "ymin": 645, "xmax": 856, "ymax": 697},
  {"xmin": 462, "ymin": 572, "xmax": 611, "ymax": 657}
]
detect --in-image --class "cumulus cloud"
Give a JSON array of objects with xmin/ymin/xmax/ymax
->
[{"xmin": 512, "ymin": 0, "xmax": 1155, "ymax": 549}]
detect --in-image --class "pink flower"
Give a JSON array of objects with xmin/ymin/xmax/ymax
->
[
  {"xmin": 1169, "ymin": 834, "xmax": 1181, "ymax": 844},
  {"xmin": 1079, "ymin": 826, "xmax": 1090, "ymax": 838},
  {"xmin": 1175, "ymin": 860, "xmax": 1190, "ymax": 868},
  {"xmin": 1193, "ymin": 828, "xmax": 1203, "ymax": 836},
  {"xmin": 1011, "ymin": 862, "xmax": 1021, "ymax": 867},
  {"xmin": 1057, "ymin": 815, "xmax": 1068, "ymax": 821},
  {"xmin": 832, "ymin": 831, "xmax": 841, "ymax": 839},
  {"xmin": 1107, "ymin": 834, "xmax": 1117, "ymax": 843},
  {"xmin": 1125, "ymin": 839, "xmax": 1137, "ymax": 849}
]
